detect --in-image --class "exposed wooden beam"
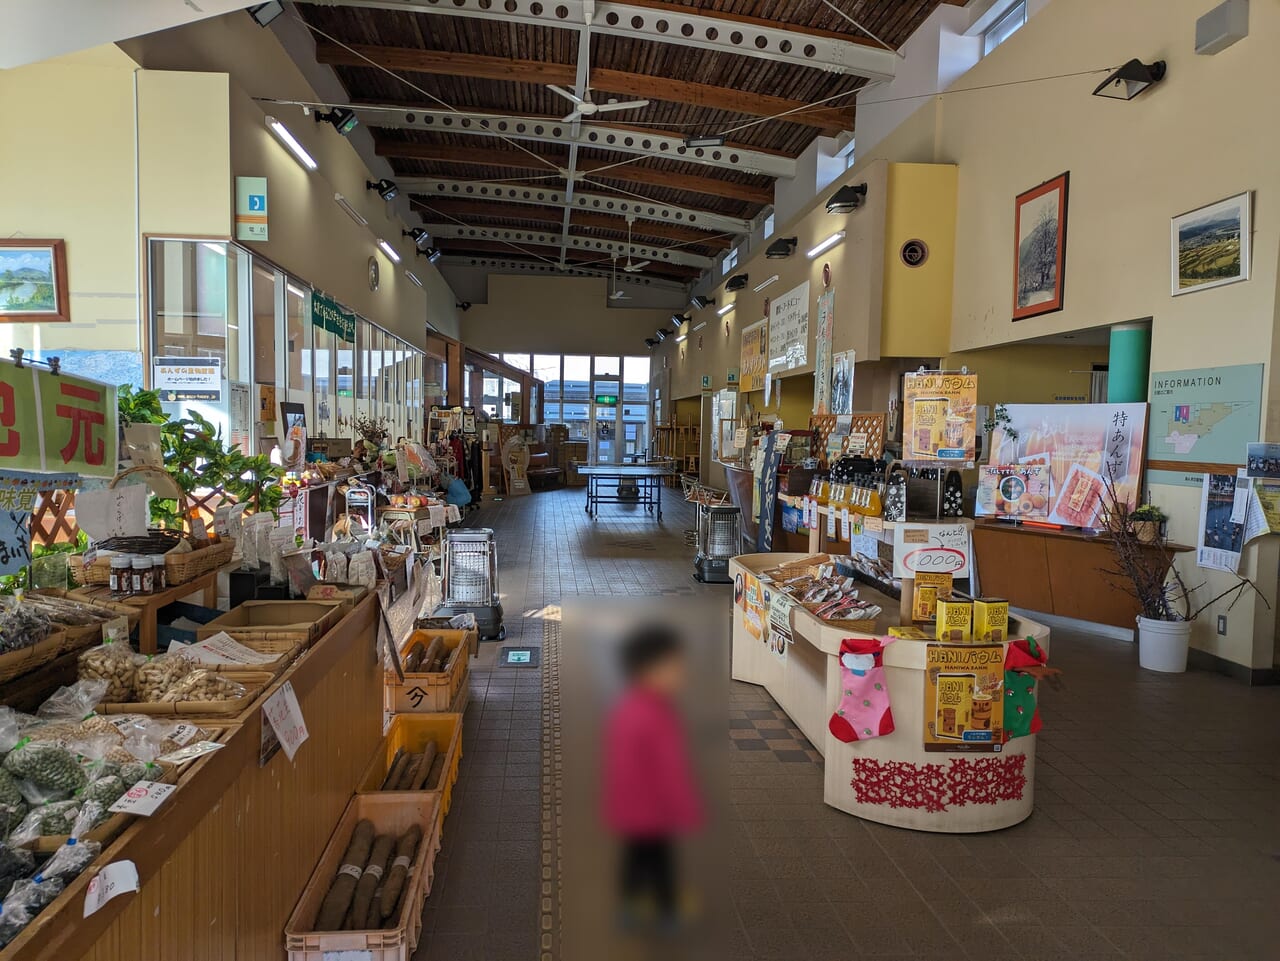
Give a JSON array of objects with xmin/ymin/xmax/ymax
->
[
  {"xmin": 376, "ymin": 140, "xmax": 772, "ymax": 205},
  {"xmin": 410, "ymin": 197, "xmax": 733, "ymax": 249},
  {"xmin": 313, "ymin": 41, "xmax": 855, "ymax": 134}
]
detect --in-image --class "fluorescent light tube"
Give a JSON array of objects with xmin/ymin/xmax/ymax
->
[
  {"xmin": 334, "ymin": 193, "xmax": 368, "ymax": 226},
  {"xmin": 405, "ymin": 270, "xmax": 423, "ymax": 288},
  {"xmin": 753, "ymin": 274, "xmax": 779, "ymax": 292},
  {"xmin": 266, "ymin": 116, "xmax": 317, "ymax": 170},
  {"xmin": 691, "ymin": 321, "xmax": 708, "ymax": 332},
  {"xmin": 807, "ymin": 231, "xmax": 846, "ymax": 259},
  {"xmin": 377, "ymin": 239, "xmax": 401, "ymax": 263},
  {"xmin": 674, "ymin": 334, "xmax": 688, "ymax": 343},
  {"xmin": 717, "ymin": 302, "xmax": 735, "ymax": 316}
]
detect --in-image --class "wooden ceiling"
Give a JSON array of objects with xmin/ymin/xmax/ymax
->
[{"xmin": 295, "ymin": 0, "xmax": 963, "ymax": 283}]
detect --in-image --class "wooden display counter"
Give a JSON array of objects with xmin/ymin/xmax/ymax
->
[
  {"xmin": 971, "ymin": 522, "xmax": 1191, "ymax": 629},
  {"xmin": 3, "ymin": 596, "xmax": 383, "ymax": 961},
  {"xmin": 74, "ymin": 571, "xmax": 218, "ymax": 654},
  {"xmin": 731, "ymin": 553, "xmax": 1049, "ymax": 833}
]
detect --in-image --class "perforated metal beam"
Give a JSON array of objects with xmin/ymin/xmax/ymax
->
[
  {"xmin": 424, "ymin": 222, "xmax": 713, "ymax": 268},
  {"xmin": 437, "ymin": 255, "xmax": 691, "ymax": 290},
  {"xmin": 304, "ymin": 1, "xmax": 898, "ymax": 79},
  {"xmin": 350, "ymin": 106, "xmax": 795, "ymax": 178},
  {"xmin": 398, "ymin": 176, "xmax": 752, "ymax": 236}
]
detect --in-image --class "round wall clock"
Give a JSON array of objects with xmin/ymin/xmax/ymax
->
[
  {"xmin": 368, "ymin": 256, "xmax": 380, "ymax": 291},
  {"xmin": 900, "ymin": 239, "xmax": 929, "ymax": 268}
]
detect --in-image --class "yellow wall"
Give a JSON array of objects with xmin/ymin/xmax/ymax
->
[
  {"xmin": 463, "ymin": 275, "xmax": 676, "ymax": 356},
  {"xmin": 881, "ymin": 164, "xmax": 957, "ymax": 358},
  {"xmin": 941, "ymin": 343, "xmax": 1108, "ymax": 407},
  {"xmin": 742, "ymin": 372, "xmax": 815, "ymax": 431},
  {"xmin": 0, "ymin": 47, "xmax": 141, "ymax": 355}
]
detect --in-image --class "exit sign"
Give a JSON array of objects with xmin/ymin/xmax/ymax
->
[{"xmin": 594, "ymin": 394, "xmax": 618, "ymax": 406}]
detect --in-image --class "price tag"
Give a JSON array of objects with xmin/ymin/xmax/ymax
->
[
  {"xmin": 108, "ymin": 781, "xmax": 176, "ymax": 816},
  {"xmin": 102, "ymin": 616, "xmax": 130, "ymax": 643},
  {"xmin": 865, "ymin": 515, "xmax": 885, "ymax": 533},
  {"xmin": 157, "ymin": 740, "xmax": 225, "ymax": 765},
  {"xmin": 83, "ymin": 860, "xmax": 140, "ymax": 917},
  {"xmin": 840, "ymin": 508, "xmax": 851, "ymax": 541},
  {"xmin": 826, "ymin": 501, "xmax": 837, "ymax": 540},
  {"xmin": 262, "ymin": 681, "xmax": 309, "ymax": 761},
  {"xmin": 802, "ymin": 497, "xmax": 812, "ymax": 528},
  {"xmin": 852, "ymin": 512, "xmax": 865, "ymax": 537}
]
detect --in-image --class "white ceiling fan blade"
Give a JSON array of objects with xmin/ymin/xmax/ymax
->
[
  {"xmin": 595, "ymin": 99, "xmax": 651, "ymax": 113},
  {"xmin": 624, "ymin": 260, "xmax": 650, "ymax": 272},
  {"xmin": 546, "ymin": 84, "xmax": 586, "ymax": 106},
  {"xmin": 561, "ymin": 109, "xmax": 585, "ymax": 123}
]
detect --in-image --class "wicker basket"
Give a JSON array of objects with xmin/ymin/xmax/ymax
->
[
  {"xmin": 98, "ymin": 670, "xmax": 273, "ymax": 719},
  {"xmin": 0, "ymin": 631, "xmax": 70, "ymax": 685},
  {"xmin": 194, "ymin": 637, "xmax": 304, "ymax": 679},
  {"xmin": 74, "ymin": 538, "xmax": 235, "ymax": 589}
]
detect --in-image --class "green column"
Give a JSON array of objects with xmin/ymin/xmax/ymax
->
[{"xmin": 1108, "ymin": 323, "xmax": 1150, "ymax": 403}]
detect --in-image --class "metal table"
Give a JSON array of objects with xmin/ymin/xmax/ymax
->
[{"xmin": 576, "ymin": 464, "xmax": 675, "ymax": 521}]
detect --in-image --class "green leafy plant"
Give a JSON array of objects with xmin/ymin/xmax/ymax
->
[
  {"xmin": 1131, "ymin": 504, "xmax": 1167, "ymax": 523},
  {"xmin": 221, "ymin": 451, "xmax": 285, "ymax": 516},
  {"xmin": 982, "ymin": 403, "xmax": 1018, "ymax": 443},
  {"xmin": 117, "ymin": 386, "xmax": 167, "ymax": 427},
  {"xmin": 0, "ymin": 533, "xmax": 88, "ymax": 595}
]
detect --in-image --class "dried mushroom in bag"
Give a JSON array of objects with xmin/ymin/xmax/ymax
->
[
  {"xmin": 78, "ymin": 642, "xmax": 141, "ymax": 703},
  {"xmin": 39, "ymin": 803, "xmax": 105, "ymax": 884},
  {"xmin": 0, "ymin": 844, "xmax": 33, "ymax": 900},
  {"xmin": 158, "ymin": 670, "xmax": 246, "ymax": 703}
]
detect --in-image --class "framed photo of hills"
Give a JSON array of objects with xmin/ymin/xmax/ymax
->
[
  {"xmin": 1171, "ymin": 192, "xmax": 1250, "ymax": 296},
  {"xmin": 0, "ymin": 239, "xmax": 69, "ymax": 322},
  {"xmin": 1012, "ymin": 172, "xmax": 1069, "ymax": 321}
]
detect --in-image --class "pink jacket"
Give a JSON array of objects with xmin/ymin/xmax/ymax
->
[{"xmin": 602, "ymin": 686, "xmax": 704, "ymax": 838}]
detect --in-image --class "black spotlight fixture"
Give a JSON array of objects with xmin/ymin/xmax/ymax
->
[
  {"xmin": 1092, "ymin": 59, "xmax": 1167, "ymax": 100},
  {"xmin": 368, "ymin": 178, "xmax": 399, "ymax": 201},
  {"xmin": 456, "ymin": 302, "xmax": 472, "ymax": 312},
  {"xmin": 689, "ymin": 295, "xmax": 715, "ymax": 310},
  {"xmin": 644, "ymin": 338, "xmax": 658, "ymax": 349},
  {"xmin": 827, "ymin": 183, "xmax": 868, "ymax": 214},
  {"xmin": 765, "ymin": 237, "xmax": 798, "ymax": 260},
  {"xmin": 655, "ymin": 328, "xmax": 672, "ymax": 342},
  {"xmin": 247, "ymin": 2, "xmax": 284, "ymax": 27},
  {"xmin": 725, "ymin": 273, "xmax": 749, "ymax": 292},
  {"xmin": 403, "ymin": 227, "xmax": 431, "ymax": 249},
  {"xmin": 315, "ymin": 107, "xmax": 359, "ymax": 136},
  {"xmin": 671, "ymin": 313, "xmax": 688, "ymax": 328},
  {"xmin": 418, "ymin": 247, "xmax": 443, "ymax": 263}
]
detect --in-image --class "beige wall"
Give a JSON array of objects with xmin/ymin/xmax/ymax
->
[
  {"xmin": 462, "ymin": 275, "xmax": 675, "ymax": 356},
  {"xmin": 0, "ymin": 47, "xmax": 141, "ymax": 355}
]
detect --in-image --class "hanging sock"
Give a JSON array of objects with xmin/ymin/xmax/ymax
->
[
  {"xmin": 829, "ymin": 637, "xmax": 895, "ymax": 743},
  {"xmin": 1003, "ymin": 637, "xmax": 1059, "ymax": 740}
]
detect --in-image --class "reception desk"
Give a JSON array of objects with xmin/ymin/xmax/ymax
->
[{"xmin": 731, "ymin": 553, "xmax": 1050, "ymax": 833}]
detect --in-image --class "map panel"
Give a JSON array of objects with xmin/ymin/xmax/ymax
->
[{"xmin": 1148, "ymin": 364, "xmax": 1262, "ymax": 467}]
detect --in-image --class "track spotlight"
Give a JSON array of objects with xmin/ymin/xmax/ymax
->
[
  {"xmin": 766, "ymin": 237, "xmax": 798, "ymax": 259},
  {"xmin": 827, "ymin": 183, "xmax": 868, "ymax": 214},
  {"xmin": 418, "ymin": 247, "xmax": 443, "ymax": 263},
  {"xmin": 247, "ymin": 2, "xmax": 284, "ymax": 27},
  {"xmin": 655, "ymin": 328, "xmax": 672, "ymax": 342},
  {"xmin": 644, "ymin": 338, "xmax": 658, "ymax": 349},
  {"xmin": 456, "ymin": 302, "xmax": 472, "ymax": 312},
  {"xmin": 315, "ymin": 107, "xmax": 359, "ymax": 136},
  {"xmin": 690, "ymin": 295, "xmax": 714, "ymax": 310},
  {"xmin": 671, "ymin": 313, "xmax": 688, "ymax": 328},
  {"xmin": 726, "ymin": 273, "xmax": 749, "ymax": 292},
  {"xmin": 368, "ymin": 178, "xmax": 399, "ymax": 200},
  {"xmin": 404, "ymin": 227, "xmax": 431, "ymax": 249}
]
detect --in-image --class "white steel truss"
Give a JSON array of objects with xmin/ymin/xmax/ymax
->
[
  {"xmin": 424, "ymin": 223, "xmax": 713, "ymax": 268},
  {"xmin": 350, "ymin": 105, "xmax": 797, "ymax": 179},
  {"xmin": 437, "ymin": 256, "xmax": 690, "ymax": 290},
  {"xmin": 305, "ymin": 0, "xmax": 898, "ymax": 80},
  {"xmin": 399, "ymin": 177, "xmax": 752, "ymax": 236}
]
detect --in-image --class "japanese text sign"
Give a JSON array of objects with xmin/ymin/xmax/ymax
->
[
  {"xmin": 893, "ymin": 523, "xmax": 972, "ymax": 578},
  {"xmin": 0, "ymin": 364, "xmax": 117, "ymax": 477}
]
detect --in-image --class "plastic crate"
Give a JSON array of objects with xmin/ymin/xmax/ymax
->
[
  {"xmin": 383, "ymin": 629, "xmax": 472, "ymax": 714},
  {"xmin": 156, "ymin": 600, "xmax": 221, "ymax": 651},
  {"xmin": 284, "ymin": 793, "xmax": 442, "ymax": 961},
  {"xmin": 357, "ymin": 714, "xmax": 462, "ymax": 832}
]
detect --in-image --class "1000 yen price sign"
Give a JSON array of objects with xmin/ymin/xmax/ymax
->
[{"xmin": 262, "ymin": 681, "xmax": 310, "ymax": 761}]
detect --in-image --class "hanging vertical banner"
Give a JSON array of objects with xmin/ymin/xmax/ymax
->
[
  {"xmin": 0, "ymin": 363, "xmax": 42, "ymax": 473},
  {"xmin": 12, "ymin": 367, "xmax": 118, "ymax": 478},
  {"xmin": 768, "ymin": 281, "xmax": 810, "ymax": 374},
  {"xmin": 813, "ymin": 290, "xmax": 835, "ymax": 415},
  {"xmin": 831, "ymin": 350, "xmax": 855, "ymax": 416},
  {"xmin": 755, "ymin": 431, "xmax": 787, "ymax": 552},
  {"xmin": 923, "ymin": 644, "xmax": 1005, "ymax": 753},
  {"xmin": 0, "ymin": 471, "xmax": 79, "ymax": 575},
  {"xmin": 740, "ymin": 319, "xmax": 768, "ymax": 392},
  {"xmin": 902, "ymin": 372, "xmax": 978, "ymax": 467}
]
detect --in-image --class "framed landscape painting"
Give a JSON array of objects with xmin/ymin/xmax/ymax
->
[
  {"xmin": 1171, "ymin": 192, "xmax": 1250, "ymax": 296},
  {"xmin": 1012, "ymin": 172, "xmax": 1069, "ymax": 321},
  {"xmin": 0, "ymin": 239, "xmax": 70, "ymax": 322}
]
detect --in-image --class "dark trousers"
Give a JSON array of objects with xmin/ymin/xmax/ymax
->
[{"xmin": 620, "ymin": 838, "xmax": 676, "ymax": 918}]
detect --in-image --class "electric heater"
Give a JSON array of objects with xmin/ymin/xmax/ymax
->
[
  {"xmin": 694, "ymin": 504, "xmax": 741, "ymax": 584},
  {"xmin": 433, "ymin": 528, "xmax": 505, "ymax": 640}
]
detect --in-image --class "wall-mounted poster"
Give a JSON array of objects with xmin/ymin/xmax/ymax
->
[
  {"xmin": 831, "ymin": 350, "xmax": 855, "ymax": 416},
  {"xmin": 813, "ymin": 290, "xmax": 834, "ymax": 415},
  {"xmin": 740, "ymin": 319, "xmax": 768, "ymax": 392},
  {"xmin": 902, "ymin": 372, "xmax": 978, "ymax": 466},
  {"xmin": 1171, "ymin": 192, "xmax": 1251, "ymax": 296},
  {"xmin": 1012, "ymin": 172, "xmax": 1069, "ymax": 321},
  {"xmin": 768, "ymin": 280, "xmax": 809, "ymax": 374},
  {"xmin": 975, "ymin": 465, "xmax": 1050, "ymax": 518},
  {"xmin": 988, "ymin": 403, "xmax": 1148, "ymax": 525},
  {"xmin": 924, "ymin": 644, "xmax": 1005, "ymax": 753},
  {"xmin": 1147, "ymin": 364, "xmax": 1262, "ymax": 472}
]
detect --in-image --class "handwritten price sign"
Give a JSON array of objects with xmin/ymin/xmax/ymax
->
[
  {"xmin": 893, "ymin": 524, "xmax": 973, "ymax": 578},
  {"xmin": 262, "ymin": 681, "xmax": 309, "ymax": 761},
  {"xmin": 83, "ymin": 861, "xmax": 140, "ymax": 917}
]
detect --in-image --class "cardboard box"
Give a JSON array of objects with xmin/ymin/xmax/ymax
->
[
  {"xmin": 911, "ymin": 572, "xmax": 953, "ymax": 622},
  {"xmin": 935, "ymin": 596, "xmax": 973, "ymax": 643},
  {"xmin": 974, "ymin": 598, "xmax": 1010, "ymax": 642},
  {"xmin": 888, "ymin": 626, "xmax": 932, "ymax": 640}
]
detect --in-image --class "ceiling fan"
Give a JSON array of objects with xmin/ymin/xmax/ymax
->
[
  {"xmin": 621, "ymin": 217, "xmax": 650, "ymax": 273},
  {"xmin": 547, "ymin": 84, "xmax": 650, "ymax": 123},
  {"xmin": 609, "ymin": 257, "xmax": 632, "ymax": 301}
]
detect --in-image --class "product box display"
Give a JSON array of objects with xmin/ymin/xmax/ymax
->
[
  {"xmin": 911, "ymin": 572, "xmax": 953, "ymax": 622},
  {"xmin": 935, "ymin": 595, "xmax": 973, "ymax": 643},
  {"xmin": 973, "ymin": 598, "xmax": 1010, "ymax": 642}
]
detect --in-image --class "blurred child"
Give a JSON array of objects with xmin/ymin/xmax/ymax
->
[{"xmin": 602, "ymin": 624, "xmax": 704, "ymax": 930}]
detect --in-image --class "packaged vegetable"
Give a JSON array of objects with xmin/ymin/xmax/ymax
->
[
  {"xmin": 3, "ymin": 741, "xmax": 87, "ymax": 796},
  {"xmin": 0, "ymin": 876, "xmax": 65, "ymax": 947},
  {"xmin": 0, "ymin": 772, "xmax": 26, "ymax": 836},
  {"xmin": 38, "ymin": 802, "xmax": 104, "ymax": 883},
  {"xmin": 0, "ymin": 844, "xmax": 33, "ymax": 900}
]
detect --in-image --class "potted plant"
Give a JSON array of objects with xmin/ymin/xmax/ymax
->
[
  {"xmin": 1100, "ymin": 480, "xmax": 1261, "ymax": 673},
  {"xmin": 1130, "ymin": 504, "xmax": 1167, "ymax": 544}
]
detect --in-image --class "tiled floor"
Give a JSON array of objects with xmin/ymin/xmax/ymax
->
[{"xmin": 416, "ymin": 486, "xmax": 1280, "ymax": 961}]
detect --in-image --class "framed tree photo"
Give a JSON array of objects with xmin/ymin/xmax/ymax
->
[
  {"xmin": 1012, "ymin": 173, "xmax": 1069, "ymax": 321},
  {"xmin": 0, "ymin": 239, "xmax": 70, "ymax": 323}
]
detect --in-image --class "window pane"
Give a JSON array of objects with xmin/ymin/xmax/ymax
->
[
  {"xmin": 593, "ymin": 356, "xmax": 620, "ymax": 378},
  {"xmin": 285, "ymin": 280, "xmax": 310, "ymax": 425},
  {"xmin": 561, "ymin": 356, "xmax": 590, "ymax": 440},
  {"xmin": 502, "ymin": 353, "xmax": 531, "ymax": 372},
  {"xmin": 984, "ymin": 0, "xmax": 1026, "ymax": 54},
  {"xmin": 503, "ymin": 377, "xmax": 522, "ymax": 422},
  {"xmin": 533, "ymin": 354, "xmax": 561, "ymax": 403}
]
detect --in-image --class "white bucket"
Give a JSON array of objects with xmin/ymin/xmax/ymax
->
[{"xmin": 1136, "ymin": 616, "xmax": 1192, "ymax": 673}]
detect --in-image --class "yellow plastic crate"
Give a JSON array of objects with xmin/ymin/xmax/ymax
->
[
  {"xmin": 357, "ymin": 714, "xmax": 463, "ymax": 828},
  {"xmin": 383, "ymin": 629, "xmax": 473, "ymax": 714}
]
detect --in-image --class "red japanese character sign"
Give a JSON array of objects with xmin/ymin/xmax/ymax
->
[
  {"xmin": 0, "ymin": 363, "xmax": 42, "ymax": 473},
  {"xmin": 37, "ymin": 369, "xmax": 118, "ymax": 477}
]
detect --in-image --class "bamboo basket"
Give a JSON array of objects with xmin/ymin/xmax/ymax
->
[
  {"xmin": 0, "ymin": 630, "xmax": 69, "ymax": 685},
  {"xmin": 30, "ymin": 589, "xmax": 140, "ymax": 647},
  {"xmin": 97, "ymin": 670, "xmax": 273, "ymax": 719},
  {"xmin": 73, "ymin": 538, "xmax": 235, "ymax": 589},
  {"xmin": 191, "ymin": 637, "xmax": 304, "ymax": 679}
]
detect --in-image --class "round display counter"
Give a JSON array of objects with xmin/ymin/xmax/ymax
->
[{"xmin": 731, "ymin": 553, "xmax": 1050, "ymax": 833}]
